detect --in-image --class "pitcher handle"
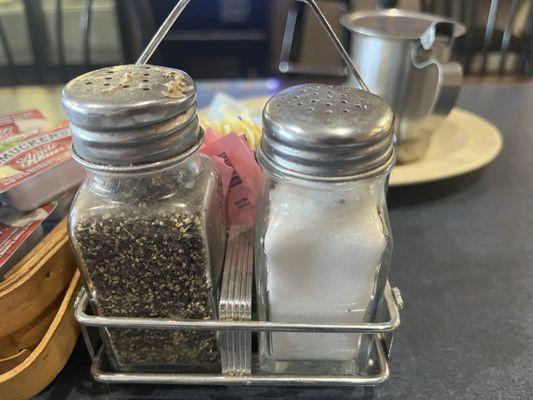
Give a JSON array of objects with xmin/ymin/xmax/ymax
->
[
  {"xmin": 411, "ymin": 21, "xmax": 463, "ymax": 120},
  {"xmin": 430, "ymin": 60, "xmax": 462, "ymax": 121}
]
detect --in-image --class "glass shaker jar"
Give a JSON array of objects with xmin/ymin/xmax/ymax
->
[
  {"xmin": 62, "ymin": 65, "xmax": 226, "ymax": 372},
  {"xmin": 255, "ymin": 84, "xmax": 395, "ymax": 375}
]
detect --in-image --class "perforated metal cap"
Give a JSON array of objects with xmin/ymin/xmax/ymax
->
[
  {"xmin": 258, "ymin": 84, "xmax": 395, "ymax": 181},
  {"xmin": 62, "ymin": 64, "xmax": 202, "ymax": 168}
]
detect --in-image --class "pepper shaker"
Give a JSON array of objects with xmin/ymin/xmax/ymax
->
[
  {"xmin": 62, "ymin": 65, "xmax": 226, "ymax": 372},
  {"xmin": 255, "ymin": 84, "xmax": 395, "ymax": 375}
]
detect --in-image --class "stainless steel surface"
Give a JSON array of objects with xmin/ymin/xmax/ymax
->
[
  {"xmin": 62, "ymin": 64, "xmax": 196, "ymax": 129},
  {"xmin": 277, "ymin": 1, "xmax": 365, "ymax": 81},
  {"xmin": 71, "ymin": 138, "xmax": 204, "ymax": 174},
  {"xmin": 74, "ymin": 289, "xmax": 99, "ymax": 360},
  {"xmin": 219, "ymin": 226, "xmax": 254, "ymax": 376},
  {"xmin": 77, "ymin": 280, "xmax": 401, "ymax": 387},
  {"xmin": 258, "ymin": 83, "xmax": 394, "ymax": 182},
  {"xmin": 89, "ymin": 335, "xmax": 390, "ymax": 386},
  {"xmin": 75, "ymin": 281, "xmax": 401, "ymax": 334},
  {"xmin": 301, "ymin": 0, "xmax": 368, "ymax": 91},
  {"xmin": 341, "ymin": 9, "xmax": 466, "ymax": 39},
  {"xmin": 136, "ymin": 0, "xmax": 368, "ymax": 90},
  {"xmin": 135, "ymin": 0, "xmax": 192, "ymax": 65},
  {"xmin": 341, "ymin": 9, "xmax": 465, "ymax": 163},
  {"xmin": 62, "ymin": 64, "xmax": 202, "ymax": 167},
  {"xmin": 278, "ymin": 1, "xmax": 349, "ymax": 78}
]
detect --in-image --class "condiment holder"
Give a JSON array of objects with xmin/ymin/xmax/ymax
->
[
  {"xmin": 75, "ymin": 280, "xmax": 402, "ymax": 386},
  {"xmin": 71, "ymin": 0, "xmax": 404, "ymax": 388}
]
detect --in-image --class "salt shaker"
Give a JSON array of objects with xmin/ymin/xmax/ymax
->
[
  {"xmin": 62, "ymin": 65, "xmax": 226, "ymax": 372},
  {"xmin": 255, "ymin": 84, "xmax": 395, "ymax": 375}
]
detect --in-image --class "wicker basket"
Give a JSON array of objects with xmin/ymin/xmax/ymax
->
[{"xmin": 0, "ymin": 219, "xmax": 80, "ymax": 400}]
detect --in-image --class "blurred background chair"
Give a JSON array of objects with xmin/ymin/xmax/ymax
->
[
  {"xmin": 278, "ymin": 0, "xmax": 351, "ymax": 76},
  {"xmin": 147, "ymin": 0, "xmax": 271, "ymax": 78},
  {"xmin": 0, "ymin": 0, "xmax": 531, "ymax": 86},
  {"xmin": 0, "ymin": 0, "xmax": 132, "ymax": 85},
  {"xmin": 277, "ymin": 0, "xmax": 532, "ymax": 78},
  {"xmin": 419, "ymin": 0, "xmax": 533, "ymax": 75},
  {"xmin": 0, "ymin": 0, "xmax": 273, "ymax": 85}
]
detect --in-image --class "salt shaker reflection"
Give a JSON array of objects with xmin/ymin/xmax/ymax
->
[{"xmin": 255, "ymin": 84, "xmax": 394, "ymax": 374}]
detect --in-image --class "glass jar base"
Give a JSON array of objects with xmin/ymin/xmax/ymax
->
[
  {"xmin": 110, "ymin": 358, "xmax": 222, "ymax": 374},
  {"xmin": 259, "ymin": 353, "xmax": 362, "ymax": 376}
]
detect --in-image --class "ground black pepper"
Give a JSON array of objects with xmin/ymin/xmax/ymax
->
[{"xmin": 75, "ymin": 210, "xmax": 220, "ymax": 369}]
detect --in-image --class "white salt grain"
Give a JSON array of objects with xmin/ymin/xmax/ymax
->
[{"xmin": 264, "ymin": 182, "xmax": 386, "ymax": 361}]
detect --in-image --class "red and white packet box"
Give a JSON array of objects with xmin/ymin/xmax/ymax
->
[
  {"xmin": 0, "ymin": 110, "xmax": 53, "ymax": 141},
  {"xmin": 0, "ymin": 125, "xmax": 85, "ymax": 211},
  {"xmin": 0, "ymin": 202, "xmax": 57, "ymax": 280}
]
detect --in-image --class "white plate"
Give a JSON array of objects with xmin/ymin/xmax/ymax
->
[
  {"xmin": 202, "ymin": 97, "xmax": 503, "ymax": 187},
  {"xmin": 390, "ymin": 108, "xmax": 503, "ymax": 186}
]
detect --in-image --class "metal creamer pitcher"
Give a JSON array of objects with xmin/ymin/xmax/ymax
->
[{"xmin": 341, "ymin": 9, "xmax": 466, "ymax": 163}]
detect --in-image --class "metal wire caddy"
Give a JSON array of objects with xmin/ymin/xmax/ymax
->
[
  {"xmin": 72, "ymin": 0, "xmax": 402, "ymax": 388},
  {"xmin": 74, "ymin": 282, "xmax": 403, "ymax": 387}
]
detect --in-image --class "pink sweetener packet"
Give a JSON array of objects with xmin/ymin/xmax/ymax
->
[
  {"xmin": 200, "ymin": 128, "xmax": 232, "ymax": 198},
  {"xmin": 211, "ymin": 155, "xmax": 233, "ymax": 201},
  {"xmin": 201, "ymin": 133, "xmax": 262, "ymax": 226},
  {"xmin": 203, "ymin": 127, "xmax": 221, "ymax": 146}
]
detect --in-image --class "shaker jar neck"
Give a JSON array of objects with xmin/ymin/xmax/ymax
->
[
  {"xmin": 261, "ymin": 170, "xmax": 389, "ymax": 226},
  {"xmin": 266, "ymin": 168, "xmax": 389, "ymax": 206},
  {"xmin": 85, "ymin": 153, "xmax": 202, "ymax": 199},
  {"xmin": 263, "ymin": 168, "xmax": 389, "ymax": 209},
  {"xmin": 264, "ymin": 167, "xmax": 389, "ymax": 192}
]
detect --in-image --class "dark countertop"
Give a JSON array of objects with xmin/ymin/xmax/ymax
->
[{"xmin": 36, "ymin": 83, "xmax": 533, "ymax": 400}]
